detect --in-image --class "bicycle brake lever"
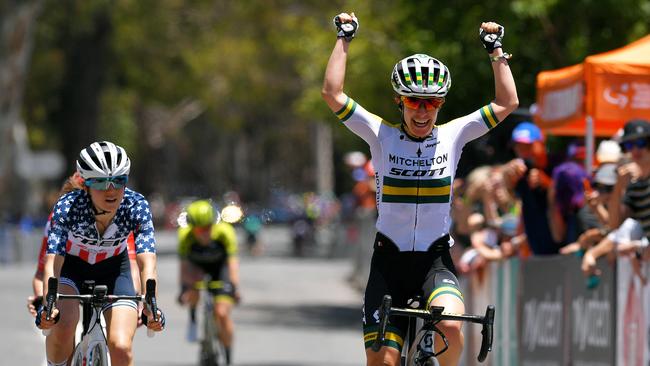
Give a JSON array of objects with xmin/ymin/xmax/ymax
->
[
  {"xmin": 372, "ymin": 295, "xmax": 392, "ymax": 352},
  {"xmin": 477, "ymin": 305, "xmax": 495, "ymax": 362},
  {"xmin": 45, "ymin": 277, "xmax": 58, "ymax": 321},
  {"xmin": 145, "ymin": 279, "xmax": 157, "ymax": 338}
]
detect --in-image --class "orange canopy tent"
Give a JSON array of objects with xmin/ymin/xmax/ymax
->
[{"xmin": 535, "ymin": 34, "xmax": 650, "ymax": 138}]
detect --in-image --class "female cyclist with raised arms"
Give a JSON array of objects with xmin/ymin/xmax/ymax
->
[
  {"xmin": 322, "ymin": 12, "xmax": 518, "ymax": 366},
  {"xmin": 36, "ymin": 141, "xmax": 165, "ymax": 366}
]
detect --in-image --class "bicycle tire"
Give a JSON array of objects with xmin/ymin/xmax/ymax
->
[
  {"xmin": 71, "ymin": 346, "xmax": 83, "ymax": 366},
  {"xmin": 200, "ymin": 305, "xmax": 224, "ymax": 366},
  {"xmin": 90, "ymin": 343, "xmax": 109, "ymax": 366}
]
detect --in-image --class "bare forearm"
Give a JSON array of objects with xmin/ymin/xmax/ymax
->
[
  {"xmin": 588, "ymin": 238, "xmax": 615, "ymax": 259},
  {"xmin": 228, "ymin": 257, "xmax": 240, "ymax": 288},
  {"xmin": 489, "ymin": 49, "xmax": 518, "ymax": 121},
  {"xmin": 137, "ymin": 253, "xmax": 158, "ymax": 291},
  {"xmin": 32, "ymin": 275, "xmax": 43, "ymax": 297},
  {"xmin": 322, "ymin": 38, "xmax": 350, "ymax": 111},
  {"xmin": 42, "ymin": 254, "xmax": 62, "ymax": 296}
]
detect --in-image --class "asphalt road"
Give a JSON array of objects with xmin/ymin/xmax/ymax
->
[{"xmin": 0, "ymin": 227, "xmax": 366, "ymax": 365}]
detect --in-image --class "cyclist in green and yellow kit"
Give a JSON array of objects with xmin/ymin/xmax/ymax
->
[{"xmin": 178, "ymin": 200, "xmax": 240, "ymax": 365}]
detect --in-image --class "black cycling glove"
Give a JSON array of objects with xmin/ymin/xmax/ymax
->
[
  {"xmin": 141, "ymin": 307, "xmax": 166, "ymax": 328},
  {"xmin": 479, "ymin": 25, "xmax": 504, "ymax": 53},
  {"xmin": 35, "ymin": 305, "xmax": 60, "ymax": 328},
  {"xmin": 333, "ymin": 15, "xmax": 359, "ymax": 42}
]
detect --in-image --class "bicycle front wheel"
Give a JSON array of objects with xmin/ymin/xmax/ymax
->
[
  {"xmin": 200, "ymin": 312, "xmax": 225, "ymax": 366},
  {"xmin": 90, "ymin": 343, "xmax": 109, "ymax": 366}
]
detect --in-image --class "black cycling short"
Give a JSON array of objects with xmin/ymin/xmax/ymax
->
[
  {"xmin": 185, "ymin": 260, "xmax": 236, "ymax": 303},
  {"xmin": 60, "ymin": 250, "xmax": 137, "ymax": 311},
  {"xmin": 362, "ymin": 232, "xmax": 463, "ymax": 351}
]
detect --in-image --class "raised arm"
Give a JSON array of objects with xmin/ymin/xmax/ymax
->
[
  {"xmin": 479, "ymin": 22, "xmax": 519, "ymax": 122},
  {"xmin": 322, "ymin": 12, "xmax": 358, "ymax": 112}
]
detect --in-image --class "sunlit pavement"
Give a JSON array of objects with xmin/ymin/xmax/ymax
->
[{"xmin": 0, "ymin": 226, "xmax": 365, "ymax": 365}]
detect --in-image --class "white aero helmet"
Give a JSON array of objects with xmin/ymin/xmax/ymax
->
[
  {"xmin": 77, "ymin": 141, "xmax": 131, "ymax": 179},
  {"xmin": 391, "ymin": 54, "xmax": 451, "ymax": 98}
]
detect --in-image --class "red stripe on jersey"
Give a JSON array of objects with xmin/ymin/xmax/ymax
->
[
  {"xmin": 127, "ymin": 232, "xmax": 136, "ymax": 260},
  {"xmin": 79, "ymin": 248, "xmax": 89, "ymax": 262},
  {"xmin": 66, "ymin": 240, "xmax": 72, "ymax": 253},
  {"xmin": 95, "ymin": 251, "xmax": 107, "ymax": 263}
]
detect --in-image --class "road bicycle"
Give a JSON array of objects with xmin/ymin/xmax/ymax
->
[
  {"xmin": 193, "ymin": 279, "xmax": 229, "ymax": 366},
  {"xmin": 43, "ymin": 277, "xmax": 159, "ymax": 366},
  {"xmin": 372, "ymin": 295, "xmax": 495, "ymax": 365}
]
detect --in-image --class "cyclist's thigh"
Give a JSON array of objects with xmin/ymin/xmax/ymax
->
[
  {"xmin": 209, "ymin": 265, "xmax": 236, "ymax": 307},
  {"xmin": 365, "ymin": 346, "xmax": 401, "ymax": 366},
  {"xmin": 104, "ymin": 306, "xmax": 138, "ymax": 342},
  {"xmin": 423, "ymin": 256, "xmax": 465, "ymax": 312},
  {"xmin": 50, "ymin": 282, "xmax": 80, "ymax": 334},
  {"xmin": 363, "ymin": 237, "xmax": 409, "ymax": 352}
]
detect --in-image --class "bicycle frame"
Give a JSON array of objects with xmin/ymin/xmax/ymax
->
[
  {"xmin": 44, "ymin": 277, "xmax": 157, "ymax": 366},
  {"xmin": 196, "ymin": 280, "xmax": 226, "ymax": 366},
  {"xmin": 70, "ymin": 282, "xmax": 111, "ymax": 366},
  {"xmin": 372, "ymin": 295, "xmax": 495, "ymax": 365}
]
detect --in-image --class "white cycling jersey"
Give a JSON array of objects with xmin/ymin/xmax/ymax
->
[{"xmin": 335, "ymin": 97, "xmax": 500, "ymax": 251}]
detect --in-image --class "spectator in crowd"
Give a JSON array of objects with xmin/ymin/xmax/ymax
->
[
  {"xmin": 596, "ymin": 139, "xmax": 622, "ymax": 165},
  {"xmin": 609, "ymin": 119, "xmax": 650, "ymax": 261},
  {"xmin": 456, "ymin": 165, "xmax": 520, "ymax": 274},
  {"xmin": 560, "ymin": 163, "xmax": 617, "ymax": 255},
  {"xmin": 548, "ymin": 160, "xmax": 589, "ymax": 245},
  {"xmin": 502, "ymin": 122, "xmax": 559, "ymax": 255}
]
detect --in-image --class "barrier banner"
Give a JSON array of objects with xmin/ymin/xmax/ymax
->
[
  {"xmin": 491, "ymin": 259, "xmax": 519, "ymax": 366},
  {"xmin": 616, "ymin": 255, "xmax": 649, "ymax": 365},
  {"xmin": 519, "ymin": 255, "xmax": 615, "ymax": 365},
  {"xmin": 520, "ymin": 256, "xmax": 568, "ymax": 366},
  {"xmin": 566, "ymin": 256, "xmax": 615, "ymax": 366}
]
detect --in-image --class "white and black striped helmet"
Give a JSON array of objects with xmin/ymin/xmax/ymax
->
[
  {"xmin": 76, "ymin": 141, "xmax": 131, "ymax": 179},
  {"xmin": 391, "ymin": 54, "xmax": 451, "ymax": 98}
]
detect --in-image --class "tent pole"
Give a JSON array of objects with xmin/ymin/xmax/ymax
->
[{"xmin": 585, "ymin": 115, "xmax": 594, "ymax": 174}]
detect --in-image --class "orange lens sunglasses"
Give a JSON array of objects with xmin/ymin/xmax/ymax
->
[{"xmin": 400, "ymin": 96, "xmax": 445, "ymax": 110}]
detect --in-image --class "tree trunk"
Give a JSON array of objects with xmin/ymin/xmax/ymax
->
[
  {"xmin": 0, "ymin": 1, "xmax": 42, "ymax": 217},
  {"xmin": 55, "ymin": 3, "xmax": 113, "ymax": 168}
]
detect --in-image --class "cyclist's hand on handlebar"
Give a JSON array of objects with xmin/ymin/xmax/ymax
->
[
  {"xmin": 35, "ymin": 305, "xmax": 60, "ymax": 329},
  {"xmin": 27, "ymin": 295, "xmax": 42, "ymax": 317},
  {"xmin": 234, "ymin": 289, "xmax": 242, "ymax": 304},
  {"xmin": 143, "ymin": 307, "xmax": 166, "ymax": 332}
]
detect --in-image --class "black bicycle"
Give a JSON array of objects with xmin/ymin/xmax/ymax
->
[
  {"xmin": 43, "ymin": 277, "xmax": 159, "ymax": 366},
  {"xmin": 372, "ymin": 295, "xmax": 495, "ymax": 365},
  {"xmin": 194, "ymin": 279, "xmax": 229, "ymax": 366}
]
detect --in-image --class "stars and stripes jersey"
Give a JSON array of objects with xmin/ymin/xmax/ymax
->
[
  {"xmin": 334, "ymin": 97, "xmax": 501, "ymax": 251},
  {"xmin": 46, "ymin": 188, "xmax": 156, "ymax": 264}
]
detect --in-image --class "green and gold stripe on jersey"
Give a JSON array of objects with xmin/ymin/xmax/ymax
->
[
  {"xmin": 382, "ymin": 176, "xmax": 452, "ymax": 204},
  {"xmin": 363, "ymin": 324, "xmax": 404, "ymax": 350},
  {"xmin": 427, "ymin": 285, "xmax": 464, "ymax": 304},
  {"xmin": 334, "ymin": 97, "xmax": 357, "ymax": 122},
  {"xmin": 479, "ymin": 104, "xmax": 499, "ymax": 129}
]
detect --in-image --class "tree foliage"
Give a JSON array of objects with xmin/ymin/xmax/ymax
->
[{"xmin": 21, "ymin": 0, "xmax": 649, "ymax": 202}]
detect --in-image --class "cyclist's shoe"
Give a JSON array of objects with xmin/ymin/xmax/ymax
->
[{"xmin": 186, "ymin": 321, "xmax": 198, "ymax": 342}]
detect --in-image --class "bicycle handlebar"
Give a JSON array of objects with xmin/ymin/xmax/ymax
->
[
  {"xmin": 372, "ymin": 295, "xmax": 495, "ymax": 363},
  {"xmin": 44, "ymin": 277, "xmax": 160, "ymax": 337}
]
